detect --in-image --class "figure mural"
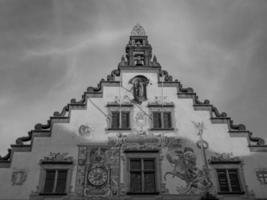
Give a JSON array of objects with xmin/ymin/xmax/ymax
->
[
  {"xmin": 129, "ymin": 75, "xmax": 149, "ymax": 104},
  {"xmin": 164, "ymin": 139, "xmax": 212, "ymax": 194}
]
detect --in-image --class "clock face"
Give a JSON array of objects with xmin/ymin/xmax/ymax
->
[{"xmin": 87, "ymin": 167, "xmax": 108, "ymax": 186}]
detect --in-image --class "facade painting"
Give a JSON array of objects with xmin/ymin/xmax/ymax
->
[
  {"xmin": 11, "ymin": 170, "xmax": 27, "ymax": 186},
  {"xmin": 164, "ymin": 140, "xmax": 212, "ymax": 194}
]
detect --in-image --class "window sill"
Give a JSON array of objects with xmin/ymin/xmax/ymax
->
[
  {"xmin": 127, "ymin": 192, "xmax": 159, "ymax": 195},
  {"xmin": 106, "ymin": 128, "xmax": 131, "ymax": 131},
  {"xmin": 150, "ymin": 128, "xmax": 174, "ymax": 131},
  {"xmin": 218, "ymin": 191, "xmax": 245, "ymax": 195},
  {"xmin": 39, "ymin": 193, "xmax": 67, "ymax": 196}
]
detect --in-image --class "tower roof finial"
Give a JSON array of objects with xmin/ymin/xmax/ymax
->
[{"xmin": 131, "ymin": 24, "xmax": 146, "ymax": 36}]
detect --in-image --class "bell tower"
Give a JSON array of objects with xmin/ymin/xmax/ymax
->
[{"xmin": 123, "ymin": 24, "xmax": 158, "ymax": 67}]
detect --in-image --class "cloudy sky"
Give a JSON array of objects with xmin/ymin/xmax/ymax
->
[{"xmin": 0, "ymin": 0, "xmax": 266, "ymax": 155}]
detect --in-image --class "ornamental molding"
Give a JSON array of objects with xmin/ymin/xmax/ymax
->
[
  {"xmin": 135, "ymin": 111, "xmax": 148, "ymax": 132},
  {"xmin": 76, "ymin": 146, "xmax": 119, "ymax": 197},
  {"xmin": 11, "ymin": 169, "xmax": 27, "ymax": 185},
  {"xmin": 41, "ymin": 152, "xmax": 73, "ymax": 163},
  {"xmin": 209, "ymin": 152, "xmax": 240, "ymax": 163},
  {"xmin": 79, "ymin": 124, "xmax": 94, "ymax": 137},
  {"xmin": 131, "ymin": 24, "xmax": 146, "ymax": 36}
]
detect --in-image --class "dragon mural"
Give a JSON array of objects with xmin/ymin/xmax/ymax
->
[{"xmin": 164, "ymin": 143, "xmax": 212, "ymax": 194}]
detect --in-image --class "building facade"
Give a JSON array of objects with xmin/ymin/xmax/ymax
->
[{"xmin": 0, "ymin": 24, "xmax": 267, "ymax": 200}]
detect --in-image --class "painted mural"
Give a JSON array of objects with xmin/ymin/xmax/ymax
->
[
  {"xmin": 164, "ymin": 138, "xmax": 212, "ymax": 194},
  {"xmin": 76, "ymin": 146, "xmax": 120, "ymax": 198}
]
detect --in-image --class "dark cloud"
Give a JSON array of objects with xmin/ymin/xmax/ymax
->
[{"xmin": 0, "ymin": 0, "xmax": 267, "ymax": 154}]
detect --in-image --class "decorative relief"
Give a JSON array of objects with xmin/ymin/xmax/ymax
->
[
  {"xmin": 153, "ymin": 96, "xmax": 168, "ymax": 104},
  {"xmin": 108, "ymin": 96, "xmax": 132, "ymax": 105},
  {"xmin": 75, "ymin": 146, "xmax": 120, "ymax": 198},
  {"xmin": 41, "ymin": 152, "xmax": 73, "ymax": 162},
  {"xmin": 135, "ymin": 111, "xmax": 147, "ymax": 132},
  {"xmin": 131, "ymin": 24, "xmax": 146, "ymax": 36},
  {"xmin": 209, "ymin": 152, "xmax": 240, "ymax": 163},
  {"xmin": 164, "ymin": 138, "xmax": 212, "ymax": 194},
  {"xmin": 108, "ymin": 132, "xmax": 166, "ymax": 151},
  {"xmin": 79, "ymin": 124, "xmax": 94, "ymax": 137},
  {"xmin": 11, "ymin": 170, "xmax": 27, "ymax": 185}
]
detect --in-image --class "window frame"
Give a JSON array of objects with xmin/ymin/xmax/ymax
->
[
  {"xmin": 124, "ymin": 151, "xmax": 160, "ymax": 195},
  {"xmin": 211, "ymin": 163, "xmax": 245, "ymax": 195},
  {"xmin": 256, "ymin": 169, "xmax": 267, "ymax": 184},
  {"xmin": 38, "ymin": 163, "xmax": 73, "ymax": 196},
  {"xmin": 148, "ymin": 105, "xmax": 175, "ymax": 131},
  {"xmin": 106, "ymin": 104, "xmax": 133, "ymax": 131}
]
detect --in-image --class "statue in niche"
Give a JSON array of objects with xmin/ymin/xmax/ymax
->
[
  {"xmin": 134, "ymin": 54, "xmax": 145, "ymax": 66},
  {"xmin": 129, "ymin": 75, "xmax": 149, "ymax": 104}
]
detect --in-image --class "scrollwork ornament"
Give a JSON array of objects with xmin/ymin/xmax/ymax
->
[
  {"xmin": 11, "ymin": 170, "xmax": 27, "ymax": 185},
  {"xmin": 135, "ymin": 111, "xmax": 147, "ymax": 131},
  {"xmin": 79, "ymin": 124, "xmax": 94, "ymax": 137}
]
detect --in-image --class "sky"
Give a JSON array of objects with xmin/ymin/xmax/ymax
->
[{"xmin": 0, "ymin": 0, "xmax": 266, "ymax": 155}]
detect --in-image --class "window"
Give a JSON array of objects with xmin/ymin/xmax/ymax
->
[
  {"xmin": 256, "ymin": 169, "xmax": 267, "ymax": 184},
  {"xmin": 106, "ymin": 104, "xmax": 133, "ymax": 131},
  {"xmin": 38, "ymin": 153, "xmax": 73, "ymax": 196},
  {"xmin": 129, "ymin": 158, "xmax": 156, "ymax": 193},
  {"xmin": 152, "ymin": 111, "xmax": 172, "ymax": 129},
  {"xmin": 111, "ymin": 111, "xmax": 130, "ymax": 129},
  {"xmin": 216, "ymin": 168, "xmax": 242, "ymax": 193},
  {"xmin": 43, "ymin": 169, "xmax": 68, "ymax": 194},
  {"xmin": 125, "ymin": 151, "xmax": 159, "ymax": 195},
  {"xmin": 148, "ymin": 103, "xmax": 175, "ymax": 131}
]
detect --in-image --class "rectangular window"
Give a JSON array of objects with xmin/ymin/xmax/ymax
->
[
  {"xmin": 43, "ymin": 169, "xmax": 68, "ymax": 194},
  {"xmin": 129, "ymin": 158, "xmax": 156, "ymax": 193},
  {"xmin": 111, "ymin": 111, "xmax": 130, "ymax": 129},
  {"xmin": 152, "ymin": 111, "xmax": 172, "ymax": 129},
  {"xmin": 256, "ymin": 170, "xmax": 267, "ymax": 184},
  {"xmin": 217, "ymin": 169, "xmax": 241, "ymax": 193}
]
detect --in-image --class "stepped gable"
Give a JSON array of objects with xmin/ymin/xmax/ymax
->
[{"xmin": 0, "ymin": 24, "xmax": 266, "ymax": 167}]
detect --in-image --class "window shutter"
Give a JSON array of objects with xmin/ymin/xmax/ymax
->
[
  {"xmin": 44, "ymin": 170, "xmax": 56, "ymax": 193},
  {"xmin": 153, "ymin": 112, "xmax": 161, "ymax": 129},
  {"xmin": 121, "ymin": 112, "xmax": 130, "ymax": 129},
  {"xmin": 111, "ymin": 112, "xmax": 120, "ymax": 129},
  {"xmin": 163, "ymin": 112, "xmax": 172, "ymax": 128}
]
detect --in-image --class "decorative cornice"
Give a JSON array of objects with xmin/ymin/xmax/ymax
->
[
  {"xmin": 0, "ymin": 148, "xmax": 11, "ymax": 162},
  {"xmin": 40, "ymin": 152, "xmax": 73, "ymax": 164},
  {"xmin": 209, "ymin": 152, "xmax": 241, "ymax": 164},
  {"xmin": 147, "ymin": 102, "xmax": 174, "ymax": 107},
  {"xmin": 106, "ymin": 102, "xmax": 133, "ymax": 107}
]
